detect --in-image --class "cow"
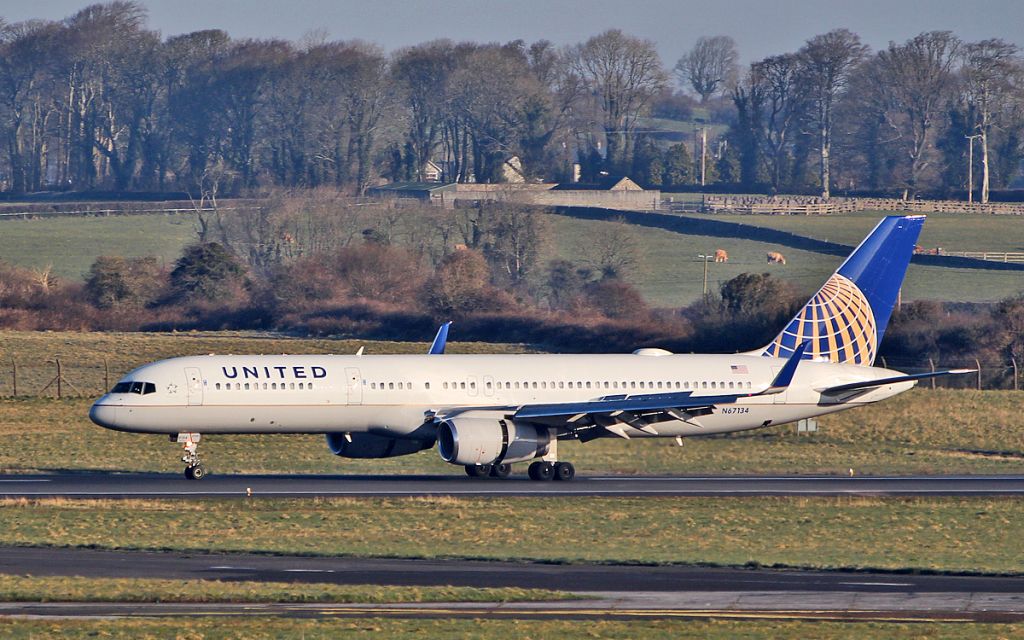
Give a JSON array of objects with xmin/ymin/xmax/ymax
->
[
  {"xmin": 714, "ymin": 249, "xmax": 728, "ymax": 263},
  {"xmin": 766, "ymin": 251, "xmax": 786, "ymax": 265}
]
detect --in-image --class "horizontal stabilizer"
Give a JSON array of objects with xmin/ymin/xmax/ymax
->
[{"xmin": 820, "ymin": 369, "xmax": 975, "ymax": 395}]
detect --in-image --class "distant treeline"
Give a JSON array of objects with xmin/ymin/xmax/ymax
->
[{"xmin": 1, "ymin": 3, "xmax": 1022, "ymax": 199}]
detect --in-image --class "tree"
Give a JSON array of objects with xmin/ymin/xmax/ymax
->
[
  {"xmin": 870, "ymin": 32, "xmax": 962, "ymax": 195},
  {"xmin": 675, "ymin": 36, "xmax": 739, "ymax": 103},
  {"xmin": 572, "ymin": 30, "xmax": 667, "ymax": 172},
  {"xmin": 169, "ymin": 242, "xmax": 244, "ymax": 302},
  {"xmin": 661, "ymin": 142, "xmax": 693, "ymax": 186},
  {"xmin": 961, "ymin": 39, "xmax": 1022, "ymax": 203},
  {"xmin": 85, "ymin": 255, "xmax": 164, "ymax": 308},
  {"xmin": 425, "ymin": 249, "xmax": 493, "ymax": 316},
  {"xmin": 749, "ymin": 54, "xmax": 806, "ymax": 191},
  {"xmin": 798, "ymin": 29, "xmax": 868, "ymax": 198}
]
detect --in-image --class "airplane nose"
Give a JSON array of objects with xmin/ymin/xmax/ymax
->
[{"xmin": 89, "ymin": 401, "xmax": 121, "ymax": 430}]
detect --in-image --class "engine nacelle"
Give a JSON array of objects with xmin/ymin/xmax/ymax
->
[
  {"xmin": 436, "ymin": 411, "xmax": 550, "ymax": 466},
  {"xmin": 326, "ymin": 432, "xmax": 433, "ymax": 459}
]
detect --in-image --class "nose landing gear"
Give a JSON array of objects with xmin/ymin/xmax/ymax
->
[{"xmin": 176, "ymin": 432, "xmax": 207, "ymax": 480}]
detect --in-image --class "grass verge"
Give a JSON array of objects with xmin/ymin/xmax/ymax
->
[
  {"xmin": 2, "ymin": 496, "xmax": 1021, "ymax": 574},
  {"xmin": 0, "ymin": 575, "xmax": 564, "ymax": 604},
  {"xmin": 0, "ymin": 618, "xmax": 1019, "ymax": 640}
]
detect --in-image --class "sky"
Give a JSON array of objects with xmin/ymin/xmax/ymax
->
[{"xmin": 4, "ymin": 0, "xmax": 1023, "ymax": 69}]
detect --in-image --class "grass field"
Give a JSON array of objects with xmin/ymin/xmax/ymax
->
[
  {"xmin": 3, "ymin": 618, "xmax": 1018, "ymax": 640},
  {"xmin": 0, "ymin": 213, "xmax": 195, "ymax": 280},
  {"xmin": 2, "ymin": 496, "xmax": 1021, "ymax": 573},
  {"xmin": 1, "ymin": 207, "xmax": 1022, "ymax": 308},
  {"xmin": 548, "ymin": 211, "xmax": 1024, "ymax": 305},
  {"xmin": 0, "ymin": 576, "xmax": 561, "ymax": 604}
]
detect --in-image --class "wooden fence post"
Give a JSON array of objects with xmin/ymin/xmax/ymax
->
[
  {"xmin": 56, "ymin": 359, "xmax": 62, "ymax": 399},
  {"xmin": 1013, "ymin": 357, "xmax": 1019, "ymax": 392},
  {"xmin": 10, "ymin": 358, "xmax": 16, "ymax": 397},
  {"xmin": 104, "ymin": 358, "xmax": 110, "ymax": 393},
  {"xmin": 929, "ymin": 358, "xmax": 936, "ymax": 390},
  {"xmin": 975, "ymin": 358, "xmax": 982, "ymax": 391}
]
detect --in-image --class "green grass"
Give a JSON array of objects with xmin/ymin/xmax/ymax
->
[
  {"xmin": 2, "ymin": 206, "xmax": 1022, "ymax": 307},
  {"xmin": 0, "ymin": 575, "xmax": 563, "ymax": 604},
  {"xmin": 2, "ymin": 618, "xmax": 1018, "ymax": 640},
  {"xmin": 0, "ymin": 213, "xmax": 195, "ymax": 280},
  {"xmin": 547, "ymin": 211, "xmax": 1024, "ymax": 306},
  {"xmin": 2, "ymin": 496, "xmax": 1022, "ymax": 574}
]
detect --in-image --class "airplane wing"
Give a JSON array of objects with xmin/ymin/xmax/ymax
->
[
  {"xmin": 513, "ymin": 342, "xmax": 809, "ymax": 438},
  {"xmin": 820, "ymin": 369, "xmax": 974, "ymax": 395}
]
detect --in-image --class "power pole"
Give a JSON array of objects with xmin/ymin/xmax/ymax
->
[{"xmin": 700, "ymin": 127, "xmax": 707, "ymax": 187}]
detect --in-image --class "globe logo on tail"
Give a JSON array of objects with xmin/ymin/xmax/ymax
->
[{"xmin": 762, "ymin": 273, "xmax": 877, "ymax": 365}]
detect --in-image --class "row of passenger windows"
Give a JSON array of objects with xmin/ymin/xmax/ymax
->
[
  {"xmin": 216, "ymin": 382, "xmax": 314, "ymax": 391},
  {"xmin": 367, "ymin": 380, "xmax": 753, "ymax": 392}
]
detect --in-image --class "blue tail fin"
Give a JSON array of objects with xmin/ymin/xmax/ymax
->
[{"xmin": 758, "ymin": 215, "xmax": 925, "ymax": 365}]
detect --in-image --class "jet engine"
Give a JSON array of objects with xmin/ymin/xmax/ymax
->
[
  {"xmin": 436, "ymin": 411, "xmax": 550, "ymax": 466},
  {"xmin": 326, "ymin": 432, "xmax": 433, "ymax": 459}
]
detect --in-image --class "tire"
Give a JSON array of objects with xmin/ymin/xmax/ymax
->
[
  {"xmin": 190, "ymin": 464, "xmax": 207, "ymax": 480},
  {"xmin": 553, "ymin": 462, "xmax": 575, "ymax": 481},
  {"xmin": 528, "ymin": 461, "xmax": 554, "ymax": 481},
  {"xmin": 490, "ymin": 463, "xmax": 512, "ymax": 479},
  {"xmin": 183, "ymin": 466, "xmax": 194, "ymax": 480},
  {"xmin": 464, "ymin": 464, "xmax": 492, "ymax": 478}
]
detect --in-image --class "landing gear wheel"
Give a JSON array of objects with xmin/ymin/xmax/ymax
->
[
  {"xmin": 185, "ymin": 464, "xmax": 207, "ymax": 480},
  {"xmin": 489, "ymin": 463, "xmax": 512, "ymax": 479},
  {"xmin": 528, "ymin": 461, "xmax": 554, "ymax": 481},
  {"xmin": 464, "ymin": 464, "xmax": 492, "ymax": 478},
  {"xmin": 553, "ymin": 462, "xmax": 575, "ymax": 481}
]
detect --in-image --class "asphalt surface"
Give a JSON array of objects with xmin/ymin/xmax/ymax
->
[
  {"xmin": 2, "ymin": 472, "xmax": 1024, "ymax": 498},
  {"xmin": 1, "ymin": 548, "xmax": 1024, "ymax": 622}
]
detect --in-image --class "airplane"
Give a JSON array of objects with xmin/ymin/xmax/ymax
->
[{"xmin": 90, "ymin": 214, "xmax": 970, "ymax": 481}]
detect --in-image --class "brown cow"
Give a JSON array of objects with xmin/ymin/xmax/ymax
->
[
  {"xmin": 766, "ymin": 251, "xmax": 786, "ymax": 265},
  {"xmin": 714, "ymin": 249, "xmax": 728, "ymax": 263}
]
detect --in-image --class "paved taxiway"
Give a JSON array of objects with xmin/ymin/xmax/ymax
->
[
  {"xmin": 1, "ymin": 472, "xmax": 1023, "ymax": 498},
  {"xmin": 1, "ymin": 548, "xmax": 1023, "ymax": 622}
]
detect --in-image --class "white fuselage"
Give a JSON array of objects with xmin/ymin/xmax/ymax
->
[{"xmin": 89, "ymin": 352, "xmax": 915, "ymax": 441}]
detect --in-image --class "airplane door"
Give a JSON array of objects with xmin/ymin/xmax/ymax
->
[
  {"xmin": 345, "ymin": 367, "xmax": 362, "ymax": 405},
  {"xmin": 483, "ymin": 375, "xmax": 495, "ymax": 397},
  {"xmin": 185, "ymin": 367, "xmax": 203, "ymax": 406}
]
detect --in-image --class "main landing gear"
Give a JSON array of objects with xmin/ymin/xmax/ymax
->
[
  {"xmin": 176, "ymin": 432, "xmax": 208, "ymax": 480},
  {"xmin": 464, "ymin": 463, "xmax": 513, "ymax": 479},
  {"xmin": 527, "ymin": 460, "xmax": 575, "ymax": 481}
]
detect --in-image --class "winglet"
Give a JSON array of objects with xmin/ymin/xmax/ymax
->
[
  {"xmin": 762, "ymin": 341, "xmax": 809, "ymax": 395},
  {"xmin": 428, "ymin": 321, "xmax": 452, "ymax": 355}
]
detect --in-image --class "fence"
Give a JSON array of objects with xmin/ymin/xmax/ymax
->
[
  {"xmin": 677, "ymin": 195, "xmax": 1024, "ymax": 216},
  {"xmin": 0, "ymin": 355, "xmax": 1019, "ymax": 399}
]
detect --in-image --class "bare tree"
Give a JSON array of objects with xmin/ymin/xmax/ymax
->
[
  {"xmin": 871, "ymin": 31, "xmax": 962, "ymax": 196},
  {"xmin": 750, "ymin": 54, "xmax": 806, "ymax": 190},
  {"xmin": 961, "ymin": 39, "xmax": 1022, "ymax": 203},
  {"xmin": 572, "ymin": 30, "xmax": 667, "ymax": 172},
  {"xmin": 798, "ymin": 29, "xmax": 868, "ymax": 198},
  {"xmin": 675, "ymin": 36, "xmax": 739, "ymax": 103}
]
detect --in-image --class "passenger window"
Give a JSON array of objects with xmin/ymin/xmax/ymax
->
[
  {"xmin": 559, "ymin": 382, "xmax": 564, "ymax": 389},
  {"xmin": 460, "ymin": 382, "xmax": 466, "ymax": 389},
  {"xmin": 244, "ymin": 383, "xmax": 250, "ymax": 390},
  {"xmin": 729, "ymin": 382, "xmax": 735, "ymax": 389},
  {"xmin": 262, "ymin": 383, "xmax": 268, "ymax": 390},
  {"xmin": 639, "ymin": 382, "xmax": 645, "ymax": 389},
  {"xmin": 702, "ymin": 382, "xmax": 708, "ymax": 389},
  {"xmin": 514, "ymin": 382, "xmax": 520, "ymax": 389},
  {"xmin": 657, "ymin": 382, "xmax": 663, "ymax": 389},
  {"xmin": 389, "ymin": 383, "xmax": 394, "ymax": 390},
  {"xmin": 235, "ymin": 383, "xmax": 241, "ymax": 390},
  {"xmin": 568, "ymin": 382, "xmax": 574, "ymax": 389},
  {"xmin": 532, "ymin": 382, "xmax": 538, "ymax": 389},
  {"xmin": 425, "ymin": 382, "xmax": 430, "ymax": 390},
  {"xmin": 215, "ymin": 383, "xmax": 222, "ymax": 391},
  {"xmin": 442, "ymin": 382, "xmax": 448, "ymax": 389},
  {"xmin": 470, "ymin": 382, "xmax": 476, "ymax": 389},
  {"xmin": 486, "ymin": 382, "xmax": 492, "ymax": 389},
  {"xmin": 290, "ymin": 383, "xmax": 295, "ymax": 390},
  {"xmin": 298, "ymin": 383, "xmax": 304, "ymax": 390},
  {"xmin": 586, "ymin": 382, "xmax": 592, "ymax": 389},
  {"xmin": 711, "ymin": 382, "xmax": 716, "ymax": 389}
]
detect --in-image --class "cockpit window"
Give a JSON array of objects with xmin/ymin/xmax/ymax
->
[{"xmin": 110, "ymin": 381, "xmax": 156, "ymax": 395}]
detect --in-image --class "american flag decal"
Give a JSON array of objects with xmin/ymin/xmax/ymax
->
[{"xmin": 730, "ymin": 365, "xmax": 749, "ymax": 374}]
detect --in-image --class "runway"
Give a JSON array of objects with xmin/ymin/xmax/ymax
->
[
  {"xmin": 0, "ymin": 472, "xmax": 1023, "ymax": 498},
  {"xmin": 1, "ymin": 548, "xmax": 1023, "ymax": 622}
]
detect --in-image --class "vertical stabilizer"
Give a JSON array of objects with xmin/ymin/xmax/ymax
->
[{"xmin": 757, "ymin": 215, "xmax": 925, "ymax": 365}]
